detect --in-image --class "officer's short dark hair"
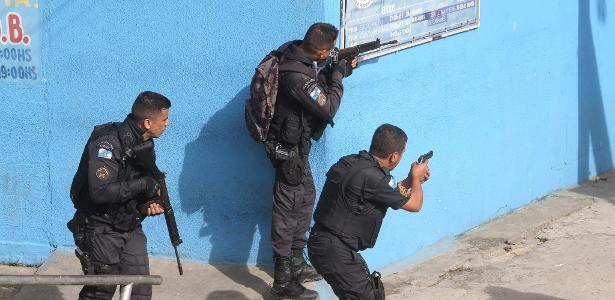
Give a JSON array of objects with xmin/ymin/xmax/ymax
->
[
  {"xmin": 369, "ymin": 124, "xmax": 408, "ymax": 158},
  {"xmin": 131, "ymin": 91, "xmax": 171, "ymax": 122},
  {"xmin": 303, "ymin": 23, "xmax": 338, "ymax": 53}
]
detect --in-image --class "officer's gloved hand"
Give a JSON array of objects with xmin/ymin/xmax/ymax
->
[
  {"xmin": 138, "ymin": 199, "xmax": 164, "ymax": 216},
  {"xmin": 333, "ymin": 59, "xmax": 353, "ymax": 77},
  {"xmin": 139, "ymin": 176, "xmax": 159, "ymax": 199}
]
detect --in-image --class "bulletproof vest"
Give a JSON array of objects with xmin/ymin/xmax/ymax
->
[
  {"xmin": 269, "ymin": 41, "xmax": 320, "ymax": 145},
  {"xmin": 314, "ymin": 154, "xmax": 385, "ymax": 250},
  {"xmin": 70, "ymin": 122, "xmax": 141, "ymax": 229}
]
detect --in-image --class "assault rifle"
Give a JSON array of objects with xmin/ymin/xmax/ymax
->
[
  {"xmin": 129, "ymin": 140, "xmax": 184, "ymax": 275},
  {"xmin": 331, "ymin": 38, "xmax": 398, "ymax": 63}
]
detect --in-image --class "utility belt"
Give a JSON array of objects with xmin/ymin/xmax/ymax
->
[{"xmin": 67, "ymin": 206, "xmax": 141, "ymax": 238}]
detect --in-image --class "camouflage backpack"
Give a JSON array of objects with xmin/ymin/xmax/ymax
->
[{"xmin": 244, "ymin": 50, "xmax": 283, "ymax": 143}]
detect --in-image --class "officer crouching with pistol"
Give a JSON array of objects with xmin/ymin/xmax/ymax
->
[
  {"xmin": 308, "ymin": 124, "xmax": 431, "ymax": 300},
  {"xmin": 67, "ymin": 91, "xmax": 171, "ymax": 300}
]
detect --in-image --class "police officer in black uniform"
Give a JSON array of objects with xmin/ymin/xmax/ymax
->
[
  {"xmin": 266, "ymin": 23, "xmax": 357, "ymax": 299},
  {"xmin": 308, "ymin": 124, "xmax": 430, "ymax": 300},
  {"xmin": 67, "ymin": 91, "xmax": 171, "ymax": 300}
]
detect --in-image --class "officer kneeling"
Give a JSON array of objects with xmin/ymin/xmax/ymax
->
[{"xmin": 308, "ymin": 124, "xmax": 430, "ymax": 300}]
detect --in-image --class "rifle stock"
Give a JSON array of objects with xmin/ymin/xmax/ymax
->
[{"xmin": 131, "ymin": 140, "xmax": 184, "ymax": 275}]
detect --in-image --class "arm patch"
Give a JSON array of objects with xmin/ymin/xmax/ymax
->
[
  {"xmin": 388, "ymin": 176, "xmax": 398, "ymax": 190},
  {"xmin": 97, "ymin": 148, "xmax": 113, "ymax": 159},
  {"xmin": 96, "ymin": 166, "xmax": 110, "ymax": 181},
  {"xmin": 304, "ymin": 80, "xmax": 327, "ymax": 107}
]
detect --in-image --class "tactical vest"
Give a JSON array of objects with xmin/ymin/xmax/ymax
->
[
  {"xmin": 314, "ymin": 154, "xmax": 386, "ymax": 250},
  {"xmin": 70, "ymin": 122, "xmax": 142, "ymax": 230},
  {"xmin": 268, "ymin": 42, "xmax": 321, "ymax": 145}
]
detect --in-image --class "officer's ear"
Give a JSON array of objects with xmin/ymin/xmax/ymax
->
[
  {"xmin": 142, "ymin": 118, "xmax": 153, "ymax": 131},
  {"xmin": 389, "ymin": 148, "xmax": 405, "ymax": 166},
  {"xmin": 389, "ymin": 152, "xmax": 400, "ymax": 164}
]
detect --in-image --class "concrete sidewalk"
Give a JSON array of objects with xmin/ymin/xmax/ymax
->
[{"xmin": 2, "ymin": 171, "xmax": 615, "ymax": 300}]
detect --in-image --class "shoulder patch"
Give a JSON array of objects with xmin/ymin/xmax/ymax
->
[
  {"xmin": 309, "ymin": 84, "xmax": 321, "ymax": 102},
  {"xmin": 96, "ymin": 141, "xmax": 114, "ymax": 150},
  {"xmin": 303, "ymin": 80, "xmax": 327, "ymax": 107},
  {"xmin": 388, "ymin": 176, "xmax": 398, "ymax": 190},
  {"xmin": 97, "ymin": 148, "xmax": 113, "ymax": 160},
  {"xmin": 96, "ymin": 166, "xmax": 110, "ymax": 181}
]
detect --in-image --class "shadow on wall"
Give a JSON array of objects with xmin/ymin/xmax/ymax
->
[
  {"xmin": 485, "ymin": 286, "xmax": 568, "ymax": 300},
  {"xmin": 178, "ymin": 87, "xmax": 274, "ymax": 297},
  {"xmin": 578, "ymin": 0, "xmax": 612, "ymax": 182}
]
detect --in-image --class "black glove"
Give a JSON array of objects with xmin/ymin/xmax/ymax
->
[
  {"xmin": 333, "ymin": 59, "xmax": 353, "ymax": 77},
  {"xmin": 139, "ymin": 176, "xmax": 159, "ymax": 199}
]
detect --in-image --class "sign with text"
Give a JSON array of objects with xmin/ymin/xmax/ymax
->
[
  {"xmin": 1, "ymin": 0, "xmax": 40, "ymax": 82},
  {"xmin": 342, "ymin": 0, "xmax": 480, "ymax": 60}
]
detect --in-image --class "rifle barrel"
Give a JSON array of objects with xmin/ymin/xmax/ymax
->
[
  {"xmin": 174, "ymin": 246, "xmax": 183, "ymax": 275},
  {"xmin": 380, "ymin": 40, "xmax": 398, "ymax": 47}
]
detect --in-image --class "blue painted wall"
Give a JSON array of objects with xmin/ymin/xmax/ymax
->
[{"xmin": 1, "ymin": 0, "xmax": 614, "ymax": 272}]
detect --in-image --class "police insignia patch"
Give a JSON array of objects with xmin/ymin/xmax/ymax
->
[
  {"xmin": 97, "ymin": 141, "xmax": 113, "ymax": 150},
  {"xmin": 388, "ymin": 176, "xmax": 398, "ymax": 190},
  {"xmin": 96, "ymin": 166, "xmax": 109, "ymax": 180},
  {"xmin": 309, "ymin": 85, "xmax": 321, "ymax": 102},
  {"xmin": 97, "ymin": 148, "xmax": 113, "ymax": 159},
  {"xmin": 316, "ymin": 93, "xmax": 327, "ymax": 106}
]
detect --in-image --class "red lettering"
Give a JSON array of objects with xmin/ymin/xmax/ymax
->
[{"xmin": 8, "ymin": 13, "xmax": 28, "ymax": 45}]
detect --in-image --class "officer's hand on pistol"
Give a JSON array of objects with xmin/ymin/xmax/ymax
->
[
  {"xmin": 351, "ymin": 57, "xmax": 358, "ymax": 68},
  {"xmin": 410, "ymin": 161, "xmax": 429, "ymax": 183},
  {"xmin": 146, "ymin": 202, "xmax": 164, "ymax": 216},
  {"xmin": 423, "ymin": 167, "xmax": 431, "ymax": 182}
]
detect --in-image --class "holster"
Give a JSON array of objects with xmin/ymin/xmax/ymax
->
[
  {"xmin": 267, "ymin": 143, "xmax": 304, "ymax": 186},
  {"xmin": 67, "ymin": 211, "xmax": 87, "ymax": 248},
  {"xmin": 370, "ymin": 271, "xmax": 386, "ymax": 300},
  {"xmin": 75, "ymin": 248, "xmax": 92, "ymax": 274},
  {"xmin": 67, "ymin": 212, "xmax": 93, "ymax": 274}
]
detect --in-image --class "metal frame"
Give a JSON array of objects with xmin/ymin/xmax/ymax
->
[
  {"xmin": 340, "ymin": 0, "xmax": 481, "ymax": 61},
  {"xmin": 0, "ymin": 275, "xmax": 163, "ymax": 300}
]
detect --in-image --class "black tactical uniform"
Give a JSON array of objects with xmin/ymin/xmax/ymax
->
[
  {"xmin": 68, "ymin": 114, "xmax": 158, "ymax": 300},
  {"xmin": 266, "ymin": 40, "xmax": 346, "ymax": 296},
  {"xmin": 308, "ymin": 151, "xmax": 410, "ymax": 300}
]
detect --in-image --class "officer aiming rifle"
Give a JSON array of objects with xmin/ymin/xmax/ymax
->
[{"xmin": 330, "ymin": 38, "xmax": 398, "ymax": 63}]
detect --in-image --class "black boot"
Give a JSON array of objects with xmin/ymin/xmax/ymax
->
[
  {"xmin": 271, "ymin": 257, "xmax": 319, "ymax": 300},
  {"xmin": 292, "ymin": 249, "xmax": 323, "ymax": 283}
]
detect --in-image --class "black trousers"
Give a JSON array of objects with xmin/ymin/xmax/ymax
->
[
  {"xmin": 271, "ymin": 154, "xmax": 317, "ymax": 258},
  {"xmin": 78, "ymin": 223, "xmax": 151, "ymax": 300},
  {"xmin": 308, "ymin": 229, "xmax": 378, "ymax": 300}
]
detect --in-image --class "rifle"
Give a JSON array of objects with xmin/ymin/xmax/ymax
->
[
  {"xmin": 129, "ymin": 140, "xmax": 184, "ymax": 275},
  {"xmin": 331, "ymin": 38, "xmax": 398, "ymax": 63}
]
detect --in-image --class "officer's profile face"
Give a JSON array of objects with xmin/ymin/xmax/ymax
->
[
  {"xmin": 143, "ymin": 108, "xmax": 170, "ymax": 140},
  {"xmin": 314, "ymin": 40, "xmax": 337, "ymax": 61}
]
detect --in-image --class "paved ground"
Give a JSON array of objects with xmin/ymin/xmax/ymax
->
[
  {"xmin": 385, "ymin": 172, "xmax": 615, "ymax": 300},
  {"xmin": 1, "ymin": 171, "xmax": 615, "ymax": 299}
]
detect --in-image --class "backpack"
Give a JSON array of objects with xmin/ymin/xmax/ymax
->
[{"xmin": 244, "ymin": 50, "xmax": 283, "ymax": 143}]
